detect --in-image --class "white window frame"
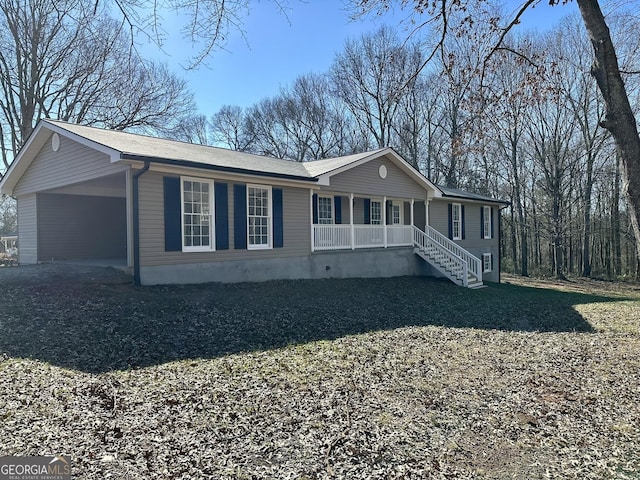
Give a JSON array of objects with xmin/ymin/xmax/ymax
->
[
  {"xmin": 247, "ymin": 184, "xmax": 272, "ymax": 250},
  {"xmin": 317, "ymin": 195, "xmax": 334, "ymax": 225},
  {"xmin": 370, "ymin": 199, "xmax": 382, "ymax": 225},
  {"xmin": 452, "ymin": 203, "xmax": 462, "ymax": 240},
  {"xmin": 483, "ymin": 253, "xmax": 492, "ymax": 273},
  {"xmin": 483, "ymin": 205, "xmax": 492, "ymax": 239},
  {"xmin": 391, "ymin": 200, "xmax": 403, "ymax": 225},
  {"xmin": 181, "ymin": 176, "xmax": 215, "ymax": 252}
]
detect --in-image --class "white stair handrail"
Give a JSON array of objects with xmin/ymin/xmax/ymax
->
[{"xmin": 412, "ymin": 226, "xmax": 482, "ymax": 284}]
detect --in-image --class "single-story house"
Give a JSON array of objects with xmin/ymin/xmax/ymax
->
[{"xmin": 0, "ymin": 120, "xmax": 508, "ymax": 287}]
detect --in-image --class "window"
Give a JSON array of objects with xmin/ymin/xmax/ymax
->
[
  {"xmin": 452, "ymin": 203, "xmax": 462, "ymax": 240},
  {"xmin": 317, "ymin": 196, "xmax": 334, "ymax": 224},
  {"xmin": 182, "ymin": 178, "xmax": 214, "ymax": 251},
  {"xmin": 247, "ymin": 185, "xmax": 271, "ymax": 249},
  {"xmin": 391, "ymin": 201, "xmax": 402, "ymax": 225},
  {"xmin": 483, "ymin": 206, "xmax": 492, "ymax": 239},
  {"xmin": 483, "ymin": 253, "xmax": 492, "ymax": 273},
  {"xmin": 371, "ymin": 200, "xmax": 382, "ymax": 225}
]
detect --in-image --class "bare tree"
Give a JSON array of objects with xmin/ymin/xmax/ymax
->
[
  {"xmin": 346, "ymin": 0, "xmax": 640, "ymax": 274},
  {"xmin": 330, "ymin": 25, "xmax": 424, "ymax": 149},
  {"xmin": 0, "ymin": 0, "xmax": 196, "ymax": 176},
  {"xmin": 170, "ymin": 114, "xmax": 211, "ymax": 144},
  {"xmin": 210, "ymin": 105, "xmax": 255, "ymax": 151}
]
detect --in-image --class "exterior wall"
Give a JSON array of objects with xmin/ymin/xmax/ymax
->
[
  {"xmin": 430, "ymin": 199, "xmax": 501, "ymax": 283},
  {"xmin": 17, "ymin": 194, "xmax": 37, "ymax": 264},
  {"xmin": 140, "ymin": 246, "xmax": 430, "ymax": 285},
  {"xmin": 138, "ymin": 171, "xmax": 311, "ymax": 267},
  {"xmin": 13, "ymin": 134, "xmax": 128, "ymax": 196},
  {"xmin": 330, "ymin": 197, "xmax": 424, "ymax": 226},
  {"xmin": 414, "ymin": 201, "xmax": 426, "ymax": 230},
  {"xmin": 326, "ymin": 156, "xmax": 427, "ymax": 200},
  {"xmin": 37, "ymin": 193, "xmax": 126, "ymax": 260}
]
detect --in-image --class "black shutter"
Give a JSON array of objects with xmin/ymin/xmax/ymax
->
[
  {"xmin": 163, "ymin": 176, "xmax": 182, "ymax": 251},
  {"xmin": 234, "ymin": 184, "xmax": 247, "ymax": 249},
  {"xmin": 491, "ymin": 207, "xmax": 495, "ymax": 239},
  {"xmin": 447, "ymin": 203, "xmax": 453, "ymax": 240},
  {"xmin": 214, "ymin": 182, "xmax": 229, "ymax": 250},
  {"xmin": 334, "ymin": 196, "xmax": 342, "ymax": 224},
  {"xmin": 312, "ymin": 194, "xmax": 318, "ymax": 224},
  {"xmin": 364, "ymin": 199, "xmax": 371, "ymax": 224},
  {"xmin": 480, "ymin": 206, "xmax": 485, "ymax": 239},
  {"xmin": 386, "ymin": 200, "xmax": 392, "ymax": 225},
  {"xmin": 461, "ymin": 205, "xmax": 466, "ymax": 240},
  {"xmin": 273, "ymin": 188, "xmax": 284, "ymax": 248}
]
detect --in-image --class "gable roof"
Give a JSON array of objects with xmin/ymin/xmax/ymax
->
[
  {"xmin": 45, "ymin": 120, "xmax": 314, "ymax": 180},
  {"xmin": 0, "ymin": 120, "xmax": 503, "ymax": 206}
]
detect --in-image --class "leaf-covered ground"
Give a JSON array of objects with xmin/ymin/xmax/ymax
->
[{"xmin": 1, "ymin": 264, "xmax": 639, "ymax": 479}]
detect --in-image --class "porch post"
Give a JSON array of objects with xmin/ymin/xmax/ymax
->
[
  {"xmin": 350, "ymin": 193, "xmax": 355, "ymax": 250},
  {"xmin": 383, "ymin": 195, "xmax": 387, "ymax": 248},
  {"xmin": 410, "ymin": 199, "xmax": 415, "ymax": 227},
  {"xmin": 310, "ymin": 190, "xmax": 315, "ymax": 252},
  {"xmin": 125, "ymin": 168, "xmax": 134, "ymax": 268},
  {"xmin": 426, "ymin": 197, "xmax": 431, "ymax": 228}
]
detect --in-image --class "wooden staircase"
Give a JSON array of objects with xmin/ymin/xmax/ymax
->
[{"xmin": 412, "ymin": 226, "xmax": 484, "ymax": 289}]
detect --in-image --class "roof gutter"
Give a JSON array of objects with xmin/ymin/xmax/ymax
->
[
  {"xmin": 120, "ymin": 153, "xmax": 318, "ymax": 183},
  {"xmin": 440, "ymin": 192, "xmax": 511, "ymax": 207},
  {"xmin": 132, "ymin": 161, "xmax": 150, "ymax": 286}
]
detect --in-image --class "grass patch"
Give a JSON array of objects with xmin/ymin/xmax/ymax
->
[{"xmin": 1, "ymin": 265, "xmax": 639, "ymax": 478}]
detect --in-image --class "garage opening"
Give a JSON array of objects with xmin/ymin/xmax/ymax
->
[{"xmin": 37, "ymin": 191, "xmax": 127, "ymax": 263}]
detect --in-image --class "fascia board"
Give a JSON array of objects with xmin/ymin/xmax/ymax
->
[
  {"xmin": 44, "ymin": 121, "xmax": 121, "ymax": 162},
  {"xmin": 135, "ymin": 161, "xmax": 318, "ymax": 189}
]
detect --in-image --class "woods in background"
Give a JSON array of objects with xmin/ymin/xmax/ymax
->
[{"xmin": 207, "ymin": 11, "xmax": 640, "ymax": 279}]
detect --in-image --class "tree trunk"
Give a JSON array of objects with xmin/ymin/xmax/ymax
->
[
  {"xmin": 582, "ymin": 153, "xmax": 594, "ymax": 276},
  {"xmin": 576, "ymin": 0, "xmax": 640, "ymax": 279},
  {"xmin": 612, "ymin": 152, "xmax": 622, "ymax": 275},
  {"xmin": 510, "ymin": 203, "xmax": 518, "ymax": 272}
]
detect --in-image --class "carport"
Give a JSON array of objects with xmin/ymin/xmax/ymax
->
[{"xmin": 35, "ymin": 172, "xmax": 128, "ymax": 264}]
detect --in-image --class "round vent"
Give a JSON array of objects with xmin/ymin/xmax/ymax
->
[{"xmin": 51, "ymin": 133, "xmax": 60, "ymax": 152}]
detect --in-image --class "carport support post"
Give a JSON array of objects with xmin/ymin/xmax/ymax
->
[{"xmin": 132, "ymin": 161, "xmax": 150, "ymax": 286}]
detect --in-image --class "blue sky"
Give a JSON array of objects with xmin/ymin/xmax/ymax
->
[{"xmin": 143, "ymin": 0, "xmax": 576, "ymax": 117}]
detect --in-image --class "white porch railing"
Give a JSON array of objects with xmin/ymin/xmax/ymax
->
[
  {"xmin": 311, "ymin": 223, "xmax": 482, "ymax": 287},
  {"xmin": 313, "ymin": 225, "xmax": 352, "ymax": 250},
  {"xmin": 387, "ymin": 225, "xmax": 414, "ymax": 246},
  {"xmin": 312, "ymin": 224, "xmax": 413, "ymax": 251}
]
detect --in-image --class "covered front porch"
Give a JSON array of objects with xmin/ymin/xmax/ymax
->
[{"xmin": 310, "ymin": 192, "xmax": 427, "ymax": 252}]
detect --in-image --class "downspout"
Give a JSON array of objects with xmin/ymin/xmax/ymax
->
[{"xmin": 132, "ymin": 161, "xmax": 150, "ymax": 286}]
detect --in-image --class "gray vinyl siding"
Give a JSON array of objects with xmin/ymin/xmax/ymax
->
[
  {"xmin": 37, "ymin": 193, "xmax": 126, "ymax": 261},
  {"xmin": 17, "ymin": 194, "xmax": 37, "ymax": 264},
  {"xmin": 414, "ymin": 201, "xmax": 426, "ymax": 230},
  {"xmin": 333, "ymin": 198, "xmax": 427, "ymax": 226},
  {"xmin": 138, "ymin": 171, "xmax": 311, "ymax": 267},
  {"xmin": 327, "ymin": 157, "xmax": 427, "ymax": 199},
  {"xmin": 13, "ymin": 134, "xmax": 128, "ymax": 196},
  {"xmin": 430, "ymin": 199, "xmax": 501, "ymax": 282}
]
